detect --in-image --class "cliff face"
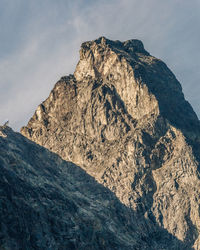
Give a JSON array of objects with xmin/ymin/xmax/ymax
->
[
  {"xmin": 21, "ymin": 37, "xmax": 200, "ymax": 249},
  {"xmin": 2, "ymin": 126, "xmax": 180, "ymax": 250}
]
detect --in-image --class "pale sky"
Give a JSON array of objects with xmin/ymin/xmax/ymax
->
[{"xmin": 0, "ymin": 0, "xmax": 200, "ymax": 131}]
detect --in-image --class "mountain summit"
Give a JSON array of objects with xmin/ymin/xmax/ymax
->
[{"xmin": 21, "ymin": 37, "xmax": 200, "ymax": 249}]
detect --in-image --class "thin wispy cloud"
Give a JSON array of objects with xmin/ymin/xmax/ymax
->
[{"xmin": 0, "ymin": 0, "xmax": 200, "ymax": 130}]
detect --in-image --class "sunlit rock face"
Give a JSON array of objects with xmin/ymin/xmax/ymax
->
[
  {"xmin": 2, "ymin": 126, "xmax": 178, "ymax": 250},
  {"xmin": 21, "ymin": 37, "xmax": 200, "ymax": 249}
]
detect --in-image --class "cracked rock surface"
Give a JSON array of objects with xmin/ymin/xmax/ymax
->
[
  {"xmin": 21, "ymin": 37, "xmax": 200, "ymax": 249},
  {"xmin": 2, "ymin": 126, "xmax": 184, "ymax": 249}
]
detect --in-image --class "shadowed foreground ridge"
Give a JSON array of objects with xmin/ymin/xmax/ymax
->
[
  {"xmin": 0, "ymin": 126, "xmax": 187, "ymax": 249},
  {"xmin": 21, "ymin": 37, "xmax": 200, "ymax": 249}
]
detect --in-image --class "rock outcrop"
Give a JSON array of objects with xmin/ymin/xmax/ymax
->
[
  {"xmin": 2, "ymin": 126, "xmax": 185, "ymax": 249},
  {"xmin": 21, "ymin": 37, "xmax": 200, "ymax": 249}
]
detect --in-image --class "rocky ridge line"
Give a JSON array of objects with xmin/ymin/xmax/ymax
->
[
  {"xmin": 2, "ymin": 125, "xmax": 185, "ymax": 249},
  {"xmin": 21, "ymin": 37, "xmax": 200, "ymax": 249}
]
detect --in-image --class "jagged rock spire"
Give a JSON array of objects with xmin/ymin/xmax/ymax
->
[{"xmin": 21, "ymin": 37, "xmax": 200, "ymax": 249}]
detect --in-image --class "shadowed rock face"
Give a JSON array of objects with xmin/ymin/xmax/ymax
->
[
  {"xmin": 21, "ymin": 37, "xmax": 200, "ymax": 249},
  {"xmin": 0, "ymin": 126, "xmax": 187, "ymax": 250}
]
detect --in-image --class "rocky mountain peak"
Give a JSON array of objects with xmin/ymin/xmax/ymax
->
[
  {"xmin": 75, "ymin": 36, "xmax": 200, "ymax": 138},
  {"xmin": 80, "ymin": 36, "xmax": 148, "ymax": 56},
  {"xmin": 21, "ymin": 37, "xmax": 200, "ymax": 249},
  {"xmin": 75, "ymin": 36, "xmax": 149, "ymax": 81}
]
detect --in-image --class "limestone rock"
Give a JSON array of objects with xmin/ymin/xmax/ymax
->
[{"xmin": 21, "ymin": 37, "xmax": 200, "ymax": 249}]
